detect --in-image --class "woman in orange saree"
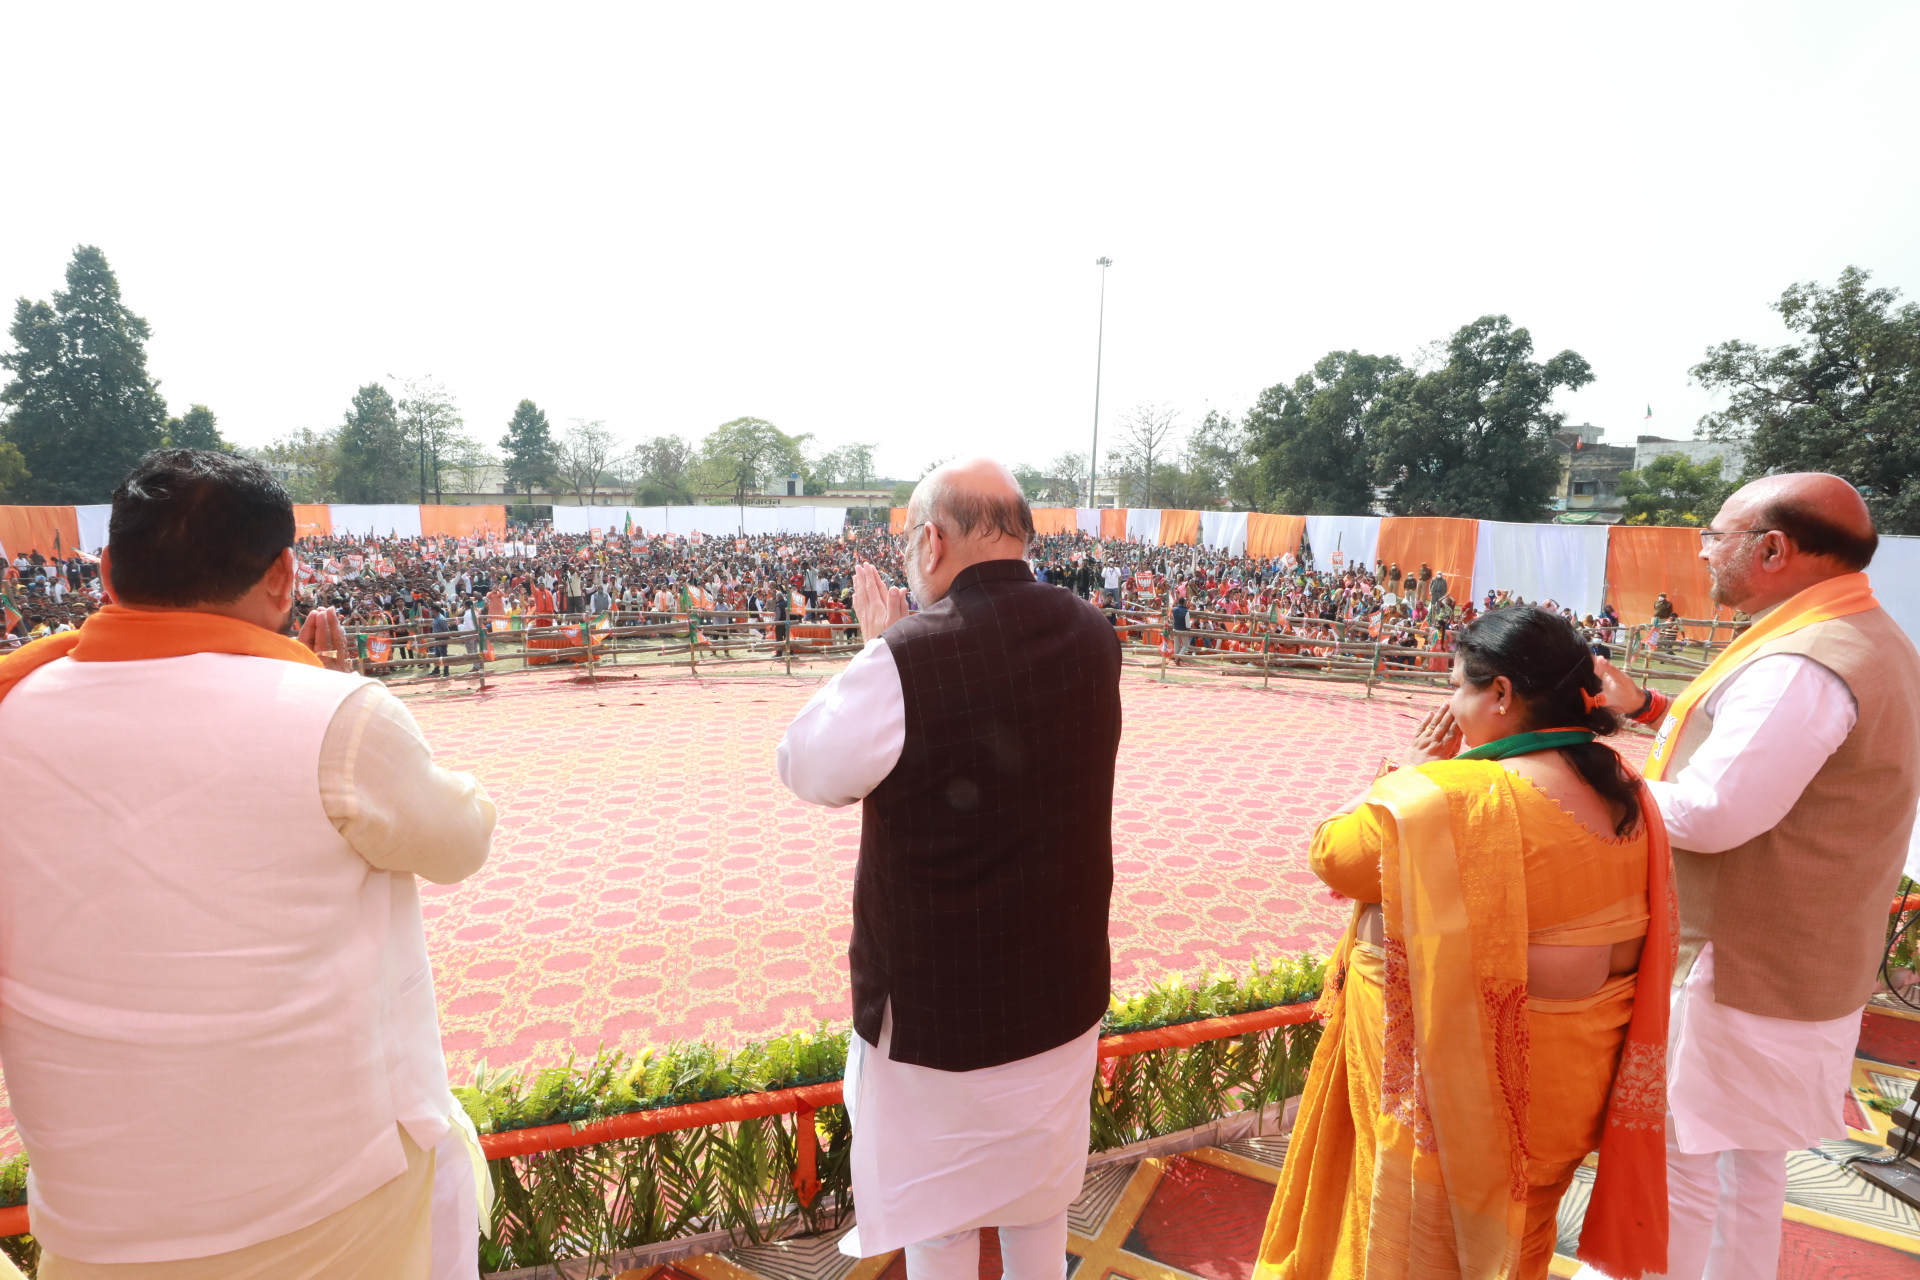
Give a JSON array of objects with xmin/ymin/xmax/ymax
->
[{"xmin": 1256, "ymin": 606, "xmax": 1673, "ymax": 1279}]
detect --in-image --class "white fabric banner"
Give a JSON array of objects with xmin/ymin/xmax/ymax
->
[
  {"xmin": 1869, "ymin": 534, "xmax": 1920, "ymax": 650},
  {"xmin": 1304, "ymin": 515, "xmax": 1381, "ymax": 573},
  {"xmin": 1075, "ymin": 508, "xmax": 1100, "ymax": 536},
  {"xmin": 74, "ymin": 504, "xmax": 112, "ymax": 554},
  {"xmin": 1126, "ymin": 509, "xmax": 1162, "ymax": 544},
  {"xmin": 1470, "ymin": 521, "xmax": 1610, "ymax": 616},
  {"xmin": 328, "ymin": 505, "xmax": 423, "ymax": 538},
  {"xmin": 1200, "ymin": 511, "xmax": 1249, "ymax": 556},
  {"xmin": 811, "ymin": 507, "xmax": 847, "ymax": 536}
]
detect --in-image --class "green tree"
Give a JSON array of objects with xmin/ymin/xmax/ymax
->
[
  {"xmin": 695, "ymin": 417, "xmax": 809, "ymax": 505},
  {"xmin": 499, "ymin": 399, "xmax": 555, "ymax": 496},
  {"xmin": 1013, "ymin": 451, "xmax": 1086, "ymax": 507},
  {"xmin": 627, "ymin": 434, "xmax": 696, "ymax": 505},
  {"xmin": 163, "ymin": 404, "xmax": 225, "ymax": 451},
  {"xmin": 0, "ymin": 245, "xmax": 168, "ymax": 501},
  {"xmin": 1247, "ymin": 351, "xmax": 1401, "ymax": 515},
  {"xmin": 1615, "ymin": 453, "xmax": 1734, "ymax": 527},
  {"xmin": 1694, "ymin": 266, "xmax": 1920, "ymax": 534},
  {"xmin": 0, "ymin": 441, "xmax": 29, "ymax": 500},
  {"xmin": 397, "ymin": 378, "xmax": 473, "ymax": 504},
  {"xmin": 1370, "ymin": 317, "xmax": 1591, "ymax": 520},
  {"xmin": 335, "ymin": 383, "xmax": 410, "ymax": 502},
  {"xmin": 257, "ymin": 427, "xmax": 341, "ymax": 503}
]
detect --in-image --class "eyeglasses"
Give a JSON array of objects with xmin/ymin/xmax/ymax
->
[{"xmin": 1698, "ymin": 527, "xmax": 1774, "ymax": 545}]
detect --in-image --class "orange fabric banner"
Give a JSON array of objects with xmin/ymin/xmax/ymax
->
[
  {"xmin": 1158, "ymin": 509, "xmax": 1201, "ymax": 545},
  {"xmin": 1605, "ymin": 526, "xmax": 1726, "ymax": 639},
  {"xmin": 420, "ymin": 505, "xmax": 507, "ymax": 539},
  {"xmin": 889, "ymin": 507, "xmax": 908, "ymax": 534},
  {"xmin": 1031, "ymin": 507, "xmax": 1078, "ymax": 536},
  {"xmin": 292, "ymin": 505, "xmax": 332, "ymax": 540},
  {"xmin": 1247, "ymin": 513, "xmax": 1305, "ymax": 560},
  {"xmin": 1374, "ymin": 516, "xmax": 1477, "ymax": 590},
  {"xmin": 1099, "ymin": 508, "xmax": 1128, "ymax": 540},
  {"xmin": 0, "ymin": 506, "xmax": 80, "ymax": 561}
]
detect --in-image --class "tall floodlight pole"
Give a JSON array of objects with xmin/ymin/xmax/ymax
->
[{"xmin": 1088, "ymin": 257, "xmax": 1112, "ymax": 510}]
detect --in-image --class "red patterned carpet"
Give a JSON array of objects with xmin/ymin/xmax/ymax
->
[{"xmin": 414, "ymin": 668, "xmax": 1445, "ymax": 1082}]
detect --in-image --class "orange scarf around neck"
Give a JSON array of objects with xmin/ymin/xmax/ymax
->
[
  {"xmin": 1643, "ymin": 571, "xmax": 1878, "ymax": 780},
  {"xmin": 0, "ymin": 605, "xmax": 321, "ymax": 706}
]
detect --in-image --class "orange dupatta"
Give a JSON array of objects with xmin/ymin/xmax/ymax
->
[
  {"xmin": 1364, "ymin": 758, "xmax": 1674, "ymax": 1279},
  {"xmin": 1643, "ymin": 571, "xmax": 1878, "ymax": 781},
  {"xmin": 0, "ymin": 605, "xmax": 322, "ymax": 706}
]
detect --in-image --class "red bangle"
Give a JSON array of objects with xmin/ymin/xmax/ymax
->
[{"xmin": 1631, "ymin": 689, "xmax": 1669, "ymax": 726}]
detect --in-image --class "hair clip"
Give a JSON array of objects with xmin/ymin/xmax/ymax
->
[{"xmin": 1581, "ymin": 687, "xmax": 1607, "ymax": 712}]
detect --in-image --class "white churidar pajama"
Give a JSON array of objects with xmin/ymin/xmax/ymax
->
[
  {"xmin": 1579, "ymin": 654, "xmax": 1864, "ymax": 1280},
  {"xmin": 777, "ymin": 639, "xmax": 1099, "ymax": 1275}
]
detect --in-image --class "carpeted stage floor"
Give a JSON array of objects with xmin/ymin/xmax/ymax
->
[{"xmin": 413, "ymin": 666, "xmax": 1448, "ymax": 1083}]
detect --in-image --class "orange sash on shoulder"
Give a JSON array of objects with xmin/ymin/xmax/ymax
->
[
  {"xmin": 0, "ymin": 605, "xmax": 321, "ymax": 706},
  {"xmin": 1643, "ymin": 572, "xmax": 1878, "ymax": 781}
]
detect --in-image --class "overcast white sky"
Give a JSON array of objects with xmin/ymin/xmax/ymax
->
[{"xmin": 2, "ymin": 3, "xmax": 1915, "ymax": 483}]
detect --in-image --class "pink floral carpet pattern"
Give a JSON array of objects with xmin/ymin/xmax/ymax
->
[{"xmin": 410, "ymin": 669, "xmax": 1444, "ymax": 1081}]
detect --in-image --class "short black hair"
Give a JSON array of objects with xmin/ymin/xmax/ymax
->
[
  {"xmin": 1760, "ymin": 493, "xmax": 1879, "ymax": 571},
  {"xmin": 108, "ymin": 450, "xmax": 295, "ymax": 606}
]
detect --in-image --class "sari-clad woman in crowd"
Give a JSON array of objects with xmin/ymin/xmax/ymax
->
[{"xmin": 1257, "ymin": 606, "xmax": 1673, "ymax": 1280}]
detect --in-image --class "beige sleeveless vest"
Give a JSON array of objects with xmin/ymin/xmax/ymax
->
[{"xmin": 1664, "ymin": 605, "xmax": 1920, "ymax": 1021}]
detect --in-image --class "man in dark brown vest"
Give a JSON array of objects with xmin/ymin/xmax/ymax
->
[
  {"xmin": 778, "ymin": 458, "xmax": 1121, "ymax": 1280},
  {"xmin": 1588, "ymin": 473, "xmax": 1920, "ymax": 1280}
]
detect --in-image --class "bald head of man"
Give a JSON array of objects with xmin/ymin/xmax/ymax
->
[
  {"xmin": 902, "ymin": 457, "xmax": 1035, "ymax": 604},
  {"xmin": 1701, "ymin": 472, "xmax": 1878, "ymax": 613}
]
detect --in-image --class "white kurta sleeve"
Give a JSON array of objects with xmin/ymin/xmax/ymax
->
[
  {"xmin": 777, "ymin": 637, "xmax": 906, "ymax": 808},
  {"xmin": 1646, "ymin": 653, "xmax": 1858, "ymax": 853},
  {"xmin": 319, "ymin": 682, "xmax": 497, "ymax": 883}
]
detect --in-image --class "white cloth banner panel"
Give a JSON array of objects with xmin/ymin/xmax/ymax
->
[
  {"xmin": 811, "ymin": 507, "xmax": 846, "ymax": 536},
  {"xmin": 741, "ymin": 507, "xmax": 784, "ymax": 537},
  {"xmin": 1200, "ymin": 511, "xmax": 1248, "ymax": 556},
  {"xmin": 74, "ymin": 504, "xmax": 111, "ymax": 554},
  {"xmin": 1304, "ymin": 516, "xmax": 1381, "ymax": 573},
  {"xmin": 329, "ymin": 505, "xmax": 424, "ymax": 538},
  {"xmin": 548, "ymin": 506, "xmax": 600, "ymax": 535},
  {"xmin": 1126, "ymin": 509, "xmax": 1162, "ymax": 544},
  {"xmin": 1075, "ymin": 509, "xmax": 1100, "ymax": 536},
  {"xmin": 1470, "ymin": 521, "xmax": 1610, "ymax": 616},
  {"xmin": 1868, "ymin": 535, "xmax": 1920, "ymax": 651}
]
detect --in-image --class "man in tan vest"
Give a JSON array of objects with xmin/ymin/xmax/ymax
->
[{"xmin": 1580, "ymin": 473, "xmax": 1920, "ymax": 1280}]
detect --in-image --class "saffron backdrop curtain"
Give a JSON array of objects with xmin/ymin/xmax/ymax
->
[
  {"xmin": 1245, "ymin": 513, "xmax": 1304, "ymax": 560},
  {"xmin": 1031, "ymin": 507, "xmax": 1079, "ymax": 536},
  {"xmin": 1374, "ymin": 516, "xmax": 1478, "ymax": 593},
  {"xmin": 1605, "ymin": 525, "xmax": 1725, "ymax": 638},
  {"xmin": 0, "ymin": 506, "xmax": 81, "ymax": 560},
  {"xmin": 1100, "ymin": 509, "xmax": 1129, "ymax": 541},
  {"xmin": 1157, "ymin": 509, "xmax": 1200, "ymax": 545},
  {"xmin": 890, "ymin": 507, "xmax": 909, "ymax": 535},
  {"xmin": 292, "ymin": 505, "xmax": 333, "ymax": 541},
  {"xmin": 419, "ymin": 505, "xmax": 507, "ymax": 539}
]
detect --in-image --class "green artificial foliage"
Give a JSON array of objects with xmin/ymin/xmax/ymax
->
[{"xmin": 1, "ymin": 246, "xmax": 168, "ymax": 503}]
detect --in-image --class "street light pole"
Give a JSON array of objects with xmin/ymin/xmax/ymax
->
[{"xmin": 1088, "ymin": 257, "xmax": 1112, "ymax": 510}]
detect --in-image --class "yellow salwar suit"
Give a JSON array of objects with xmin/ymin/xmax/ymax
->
[{"xmin": 1256, "ymin": 759, "xmax": 1672, "ymax": 1280}]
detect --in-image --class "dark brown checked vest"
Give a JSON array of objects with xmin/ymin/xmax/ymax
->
[{"xmin": 854, "ymin": 558, "xmax": 1122, "ymax": 1071}]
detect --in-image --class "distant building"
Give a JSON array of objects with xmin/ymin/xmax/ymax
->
[
  {"xmin": 1634, "ymin": 435, "xmax": 1746, "ymax": 478},
  {"xmin": 1550, "ymin": 424, "xmax": 1634, "ymax": 523}
]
